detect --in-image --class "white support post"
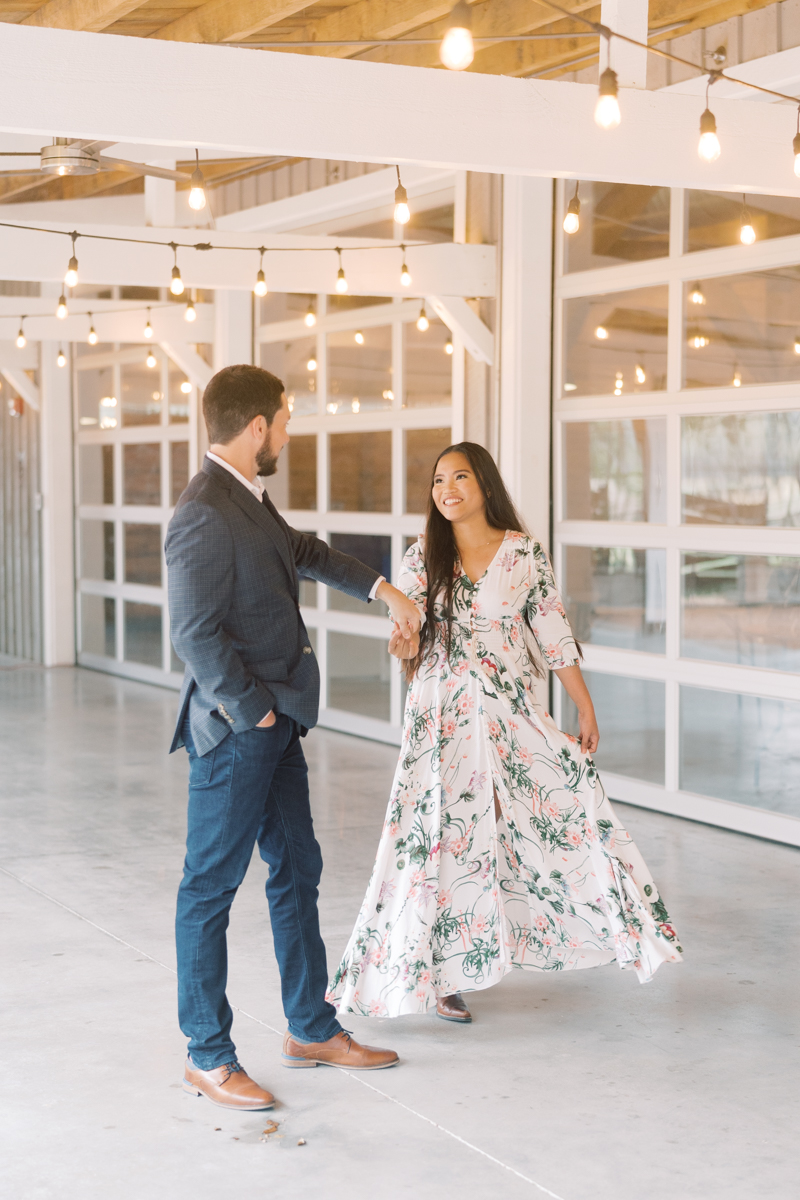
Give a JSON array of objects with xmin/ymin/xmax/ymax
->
[
  {"xmin": 213, "ymin": 291, "xmax": 253, "ymax": 370},
  {"xmin": 600, "ymin": 0, "xmax": 649, "ymax": 89},
  {"xmin": 145, "ymin": 162, "xmax": 176, "ymax": 227},
  {"xmin": 499, "ymin": 176, "xmax": 554, "ymax": 550},
  {"xmin": 40, "ymin": 338, "xmax": 75, "ymax": 665}
]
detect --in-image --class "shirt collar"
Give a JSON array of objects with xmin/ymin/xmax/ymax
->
[{"xmin": 206, "ymin": 452, "xmax": 264, "ymax": 501}]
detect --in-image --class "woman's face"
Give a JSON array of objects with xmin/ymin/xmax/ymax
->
[{"xmin": 432, "ymin": 452, "xmax": 486, "ymax": 525}]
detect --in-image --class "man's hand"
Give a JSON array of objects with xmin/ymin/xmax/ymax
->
[
  {"xmin": 389, "ymin": 628, "xmax": 420, "ymax": 661},
  {"xmin": 256, "ymin": 709, "xmax": 277, "ymax": 728},
  {"xmin": 376, "ymin": 582, "xmax": 421, "ymax": 639}
]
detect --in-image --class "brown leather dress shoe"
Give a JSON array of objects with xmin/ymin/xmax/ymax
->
[
  {"xmin": 436, "ymin": 993, "xmax": 472, "ymax": 1023},
  {"xmin": 183, "ymin": 1058, "xmax": 275, "ymax": 1110},
  {"xmin": 282, "ymin": 1029, "xmax": 399, "ymax": 1071}
]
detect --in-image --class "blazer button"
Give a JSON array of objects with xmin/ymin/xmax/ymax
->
[{"xmin": 303, "ymin": 645, "xmax": 312, "ymax": 654}]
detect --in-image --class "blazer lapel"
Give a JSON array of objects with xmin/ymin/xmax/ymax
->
[{"xmin": 203, "ymin": 458, "xmax": 297, "ymax": 587}]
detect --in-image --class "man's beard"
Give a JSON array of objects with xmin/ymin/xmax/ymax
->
[{"xmin": 256, "ymin": 429, "xmax": 278, "ymax": 477}]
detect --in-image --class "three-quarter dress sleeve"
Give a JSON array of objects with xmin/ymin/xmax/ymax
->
[
  {"xmin": 522, "ymin": 540, "xmax": 580, "ymax": 670},
  {"xmin": 397, "ymin": 539, "xmax": 428, "ymax": 628}
]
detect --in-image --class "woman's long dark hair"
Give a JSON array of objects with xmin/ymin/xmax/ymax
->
[{"xmin": 405, "ymin": 442, "xmax": 529, "ymax": 682}]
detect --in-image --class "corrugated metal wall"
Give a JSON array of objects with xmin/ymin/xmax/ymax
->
[{"xmin": 0, "ymin": 393, "xmax": 42, "ymax": 661}]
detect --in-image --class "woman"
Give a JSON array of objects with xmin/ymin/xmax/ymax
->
[{"xmin": 328, "ymin": 443, "xmax": 681, "ymax": 1023}]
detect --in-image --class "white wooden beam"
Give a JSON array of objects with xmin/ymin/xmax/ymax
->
[
  {"xmin": 2, "ymin": 366, "xmax": 41, "ymax": 411},
  {"xmin": 158, "ymin": 340, "xmax": 215, "ymax": 388},
  {"xmin": 428, "ymin": 295, "xmax": 494, "ymax": 365},
  {"xmin": 0, "ymin": 25, "xmax": 799, "ymax": 197},
  {"xmin": 0, "ymin": 302, "xmax": 214, "ymax": 345},
  {"xmin": 600, "ymin": 0, "xmax": 648, "ymax": 89}
]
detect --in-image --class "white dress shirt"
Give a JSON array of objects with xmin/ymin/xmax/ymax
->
[{"xmin": 205, "ymin": 453, "xmax": 385, "ymax": 723}]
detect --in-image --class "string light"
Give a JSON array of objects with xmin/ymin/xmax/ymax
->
[
  {"xmin": 169, "ymin": 243, "xmax": 184, "ymax": 296},
  {"xmin": 354, "ymin": 330, "xmax": 364, "ymax": 345},
  {"xmin": 87, "ymin": 314, "xmax": 98, "ymax": 344},
  {"xmin": 352, "ymin": 399, "xmax": 360, "ymax": 413},
  {"xmin": 57, "ymin": 347, "xmax": 66, "ymax": 368},
  {"xmin": 185, "ymin": 297, "xmax": 197, "ymax": 322},
  {"xmin": 254, "ymin": 247, "xmax": 268, "ymax": 297},
  {"xmin": 307, "ymin": 356, "xmax": 317, "ymax": 371},
  {"xmin": 147, "ymin": 351, "xmax": 157, "ymax": 368},
  {"xmin": 400, "ymin": 245, "xmax": 411, "ymax": 288},
  {"xmin": 445, "ymin": 339, "xmax": 454, "ymax": 354},
  {"xmin": 689, "ymin": 283, "xmax": 706, "ymax": 305},
  {"xmin": 56, "ymin": 294, "xmax": 68, "ymax": 319},
  {"xmin": 595, "ymin": 325, "xmax": 609, "ymax": 340},
  {"xmin": 794, "ymin": 336, "xmax": 800, "ymax": 355},
  {"xmin": 635, "ymin": 364, "xmax": 646, "ymax": 384},
  {"xmin": 180, "ymin": 380, "xmax": 192, "ymax": 394},
  {"xmin": 417, "ymin": 303, "xmax": 429, "ymax": 332},
  {"xmin": 595, "ymin": 64, "xmax": 621, "ymax": 129},
  {"xmin": 144, "ymin": 309, "xmax": 154, "ymax": 339},
  {"xmin": 690, "ymin": 334, "xmax": 709, "ymax": 348},
  {"xmin": 698, "ymin": 79, "xmax": 721, "ymax": 162},
  {"xmin": 563, "ymin": 183, "xmax": 580, "ymax": 234},
  {"xmin": 394, "ymin": 167, "xmax": 410, "ymax": 225},
  {"xmin": 733, "ymin": 367, "xmax": 741, "ymax": 387},
  {"xmin": 335, "ymin": 247, "xmax": 348, "ymax": 293},
  {"xmin": 614, "ymin": 370, "xmax": 623, "ymax": 396},
  {"xmin": 794, "ymin": 107, "xmax": 800, "ymax": 177},
  {"xmin": 740, "ymin": 195, "xmax": 756, "ymax": 244},
  {"xmin": 304, "ymin": 299, "xmax": 316, "ymax": 327},
  {"xmin": 65, "ymin": 232, "xmax": 79, "ymax": 288},
  {"xmin": 440, "ymin": 1, "xmax": 474, "ymax": 70},
  {"xmin": 188, "ymin": 150, "xmax": 207, "ymax": 212},
  {"xmin": 16, "ymin": 320, "xmax": 25, "ymax": 349}
]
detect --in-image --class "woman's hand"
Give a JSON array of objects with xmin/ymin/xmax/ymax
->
[
  {"xmin": 376, "ymin": 581, "xmax": 421, "ymax": 639},
  {"xmin": 389, "ymin": 627, "xmax": 419, "ymax": 660},
  {"xmin": 553, "ymin": 664, "xmax": 600, "ymax": 754},
  {"xmin": 576, "ymin": 706, "xmax": 599, "ymax": 755}
]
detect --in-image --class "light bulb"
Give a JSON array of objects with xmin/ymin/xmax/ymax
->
[
  {"xmin": 15, "ymin": 329, "xmax": 25, "ymax": 349},
  {"xmin": 307, "ymin": 357, "xmax": 317, "ymax": 371},
  {"xmin": 180, "ymin": 380, "xmax": 192, "ymax": 394},
  {"xmin": 355, "ymin": 330, "xmax": 364, "ymax": 345},
  {"xmin": 417, "ymin": 307, "xmax": 429, "ymax": 332},
  {"xmin": 635, "ymin": 364, "xmax": 646, "ymax": 384},
  {"xmin": 253, "ymin": 269, "xmax": 268, "ymax": 297},
  {"xmin": 445, "ymin": 340, "xmax": 454, "ymax": 355},
  {"xmin": 335, "ymin": 267, "xmax": 348, "ymax": 294},
  {"xmin": 304, "ymin": 304, "xmax": 316, "ymax": 327},
  {"xmin": 691, "ymin": 335, "xmax": 709, "ymax": 349},
  {"xmin": 794, "ymin": 133, "xmax": 800, "ymax": 178},
  {"xmin": 170, "ymin": 266, "xmax": 184, "ymax": 296},
  {"xmin": 57, "ymin": 348, "xmax": 66, "ymax": 368},
  {"xmin": 794, "ymin": 336, "xmax": 800, "ymax": 356},
  {"xmin": 88, "ymin": 326, "xmax": 98, "ymax": 345},
  {"xmin": 440, "ymin": 2, "xmax": 474, "ymax": 70},
  {"xmin": 146, "ymin": 352, "xmax": 157, "ymax": 369},
  {"xmin": 185, "ymin": 300, "xmax": 197, "ymax": 322},
  {"xmin": 56, "ymin": 294, "xmax": 68, "ymax": 320},
  {"xmin": 382, "ymin": 389, "xmax": 395, "ymax": 401},
  {"xmin": 65, "ymin": 255, "xmax": 79, "ymax": 288},
  {"xmin": 188, "ymin": 164, "xmax": 206, "ymax": 212},
  {"xmin": 100, "ymin": 396, "xmax": 117, "ymax": 408},
  {"xmin": 698, "ymin": 109, "xmax": 720, "ymax": 162},
  {"xmin": 595, "ymin": 69, "xmax": 621, "ymax": 129},
  {"xmin": 563, "ymin": 194, "xmax": 580, "ymax": 235},
  {"xmin": 352, "ymin": 399, "xmax": 360, "ymax": 413},
  {"xmin": 144, "ymin": 319, "xmax": 153, "ymax": 339},
  {"xmin": 394, "ymin": 183, "xmax": 410, "ymax": 225},
  {"xmin": 690, "ymin": 284, "xmax": 705, "ymax": 305},
  {"xmin": 401, "ymin": 262, "xmax": 411, "ymax": 287},
  {"xmin": 740, "ymin": 220, "xmax": 756, "ymax": 245},
  {"xmin": 733, "ymin": 369, "xmax": 741, "ymax": 387},
  {"xmin": 595, "ymin": 325, "xmax": 608, "ymax": 340}
]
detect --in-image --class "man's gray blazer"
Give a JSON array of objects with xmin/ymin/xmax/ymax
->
[{"xmin": 166, "ymin": 457, "xmax": 380, "ymax": 757}]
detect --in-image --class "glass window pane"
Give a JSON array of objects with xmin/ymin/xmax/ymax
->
[
  {"xmin": 329, "ymin": 534, "xmax": 390, "ymax": 616},
  {"xmin": 261, "ymin": 336, "xmax": 317, "ymax": 417},
  {"xmin": 680, "ymin": 686, "xmax": 800, "ymax": 816},
  {"xmin": 328, "ymin": 326, "xmax": 392, "ymax": 414},
  {"xmin": 170, "ymin": 441, "xmax": 189, "ymax": 506},
  {"xmin": 81, "ymin": 594, "xmax": 115, "ymax": 658},
  {"xmin": 562, "ymin": 285, "xmax": 668, "ymax": 397},
  {"xmin": 564, "ymin": 546, "xmax": 665, "ymax": 652},
  {"xmin": 77, "ymin": 365, "xmax": 115, "ymax": 429},
  {"xmin": 564, "ymin": 418, "xmax": 666, "ymax": 522},
  {"xmin": 404, "ymin": 318, "xmax": 452, "ymax": 408},
  {"xmin": 682, "ymin": 412, "xmax": 800, "ymax": 527},
  {"xmin": 405, "ymin": 427, "xmax": 452, "ymax": 514},
  {"xmin": 328, "ymin": 632, "xmax": 391, "ymax": 720},
  {"xmin": 80, "ymin": 520, "xmax": 115, "ymax": 582},
  {"xmin": 124, "ymin": 523, "xmax": 162, "ymax": 585},
  {"xmin": 684, "ymin": 268, "xmax": 800, "ymax": 389},
  {"xmin": 288, "ymin": 434, "xmax": 317, "ymax": 510},
  {"xmin": 171, "ymin": 641, "xmax": 184, "ymax": 674},
  {"xmin": 168, "ymin": 364, "xmax": 190, "ymax": 425},
  {"xmin": 681, "ymin": 553, "xmax": 800, "ymax": 672},
  {"xmin": 79, "ymin": 444, "xmax": 114, "ymax": 505},
  {"xmin": 121, "ymin": 359, "xmax": 161, "ymax": 426},
  {"xmin": 686, "ymin": 190, "xmax": 800, "ymax": 253},
  {"xmin": 329, "ymin": 431, "xmax": 391, "ymax": 512},
  {"xmin": 299, "ymin": 578, "xmax": 317, "ymax": 607},
  {"xmin": 123, "ymin": 443, "xmax": 161, "ymax": 506},
  {"xmin": 306, "ymin": 626, "xmax": 318, "ymax": 654},
  {"xmin": 562, "ymin": 671, "xmax": 665, "ymax": 784},
  {"xmin": 564, "ymin": 182, "xmax": 670, "ymax": 272},
  {"xmin": 124, "ymin": 601, "xmax": 162, "ymax": 667}
]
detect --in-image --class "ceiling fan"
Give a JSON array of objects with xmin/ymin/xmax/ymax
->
[{"xmin": 0, "ymin": 137, "xmax": 197, "ymax": 183}]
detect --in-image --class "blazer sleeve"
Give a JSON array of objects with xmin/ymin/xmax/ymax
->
[
  {"xmin": 522, "ymin": 540, "xmax": 580, "ymax": 670},
  {"xmin": 166, "ymin": 500, "xmax": 275, "ymax": 730},
  {"xmin": 286, "ymin": 525, "xmax": 381, "ymax": 602}
]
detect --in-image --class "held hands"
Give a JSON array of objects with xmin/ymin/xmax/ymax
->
[
  {"xmin": 376, "ymin": 581, "xmax": 421, "ymax": 640},
  {"xmin": 388, "ymin": 627, "xmax": 420, "ymax": 661}
]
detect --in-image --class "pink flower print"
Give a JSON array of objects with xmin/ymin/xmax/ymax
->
[
  {"xmin": 497, "ymin": 743, "xmax": 509, "ymax": 759},
  {"xmin": 566, "ymin": 829, "xmax": 582, "ymax": 848},
  {"xmin": 544, "ymin": 799, "xmax": 560, "ymax": 819},
  {"xmin": 411, "ymin": 869, "xmax": 425, "ymax": 886},
  {"xmin": 566, "ymin": 733, "xmax": 577, "ymax": 746},
  {"xmin": 389, "ymin": 822, "xmax": 400, "ymax": 836},
  {"xmin": 457, "ymin": 693, "xmax": 474, "ymax": 715},
  {"xmin": 369, "ymin": 1000, "xmax": 387, "ymax": 1017},
  {"xmin": 437, "ymin": 889, "xmax": 452, "ymax": 907},
  {"xmin": 415, "ymin": 989, "xmax": 427, "ymax": 1001},
  {"xmin": 490, "ymin": 619, "xmax": 501, "ymax": 632},
  {"xmin": 446, "ymin": 678, "xmax": 457, "ymax": 691},
  {"xmin": 535, "ymin": 915, "xmax": 549, "ymax": 931},
  {"xmin": 469, "ymin": 770, "xmax": 487, "ymax": 791},
  {"xmin": 442, "ymin": 717, "xmax": 457, "ymax": 739},
  {"xmin": 543, "ymin": 936, "xmax": 554, "ymax": 947},
  {"xmin": 519, "ymin": 746, "xmax": 534, "ymax": 766},
  {"xmin": 544, "ymin": 643, "xmax": 562, "ymax": 660},
  {"xmin": 487, "ymin": 719, "xmax": 502, "ymax": 739},
  {"xmin": 471, "ymin": 913, "xmax": 489, "ymax": 935},
  {"xmin": 420, "ymin": 970, "xmax": 431, "ymax": 985},
  {"xmin": 378, "ymin": 880, "xmax": 396, "ymax": 905},
  {"xmin": 509, "ymin": 720, "xmax": 518, "ymax": 730},
  {"xmin": 502, "ymin": 644, "xmax": 510, "ymax": 652},
  {"xmin": 429, "ymin": 841, "xmax": 441, "ymax": 859}
]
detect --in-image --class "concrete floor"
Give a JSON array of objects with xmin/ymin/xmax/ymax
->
[{"xmin": 1, "ymin": 661, "xmax": 798, "ymax": 1200}]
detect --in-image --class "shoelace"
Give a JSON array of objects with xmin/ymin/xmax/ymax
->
[{"xmin": 219, "ymin": 1062, "xmax": 243, "ymax": 1084}]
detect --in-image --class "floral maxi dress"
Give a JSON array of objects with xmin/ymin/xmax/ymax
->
[{"xmin": 328, "ymin": 533, "xmax": 682, "ymax": 1018}]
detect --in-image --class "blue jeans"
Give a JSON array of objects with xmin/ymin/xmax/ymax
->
[{"xmin": 176, "ymin": 714, "xmax": 342, "ymax": 1069}]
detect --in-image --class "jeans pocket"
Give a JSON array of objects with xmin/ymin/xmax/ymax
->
[{"xmin": 189, "ymin": 744, "xmax": 217, "ymax": 786}]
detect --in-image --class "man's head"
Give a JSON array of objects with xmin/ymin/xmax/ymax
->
[{"xmin": 203, "ymin": 364, "xmax": 290, "ymax": 478}]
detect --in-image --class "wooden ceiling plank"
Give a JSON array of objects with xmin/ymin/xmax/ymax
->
[
  {"xmin": 21, "ymin": 0, "xmax": 147, "ymax": 33},
  {"xmin": 150, "ymin": 0, "xmax": 315, "ymax": 44}
]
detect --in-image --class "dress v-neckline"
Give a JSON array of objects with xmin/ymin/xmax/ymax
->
[{"xmin": 458, "ymin": 531, "xmax": 507, "ymax": 588}]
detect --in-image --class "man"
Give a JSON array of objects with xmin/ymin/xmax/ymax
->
[{"xmin": 166, "ymin": 364, "xmax": 420, "ymax": 1111}]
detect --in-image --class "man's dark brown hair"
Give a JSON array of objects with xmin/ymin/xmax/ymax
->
[{"xmin": 202, "ymin": 364, "xmax": 285, "ymax": 445}]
